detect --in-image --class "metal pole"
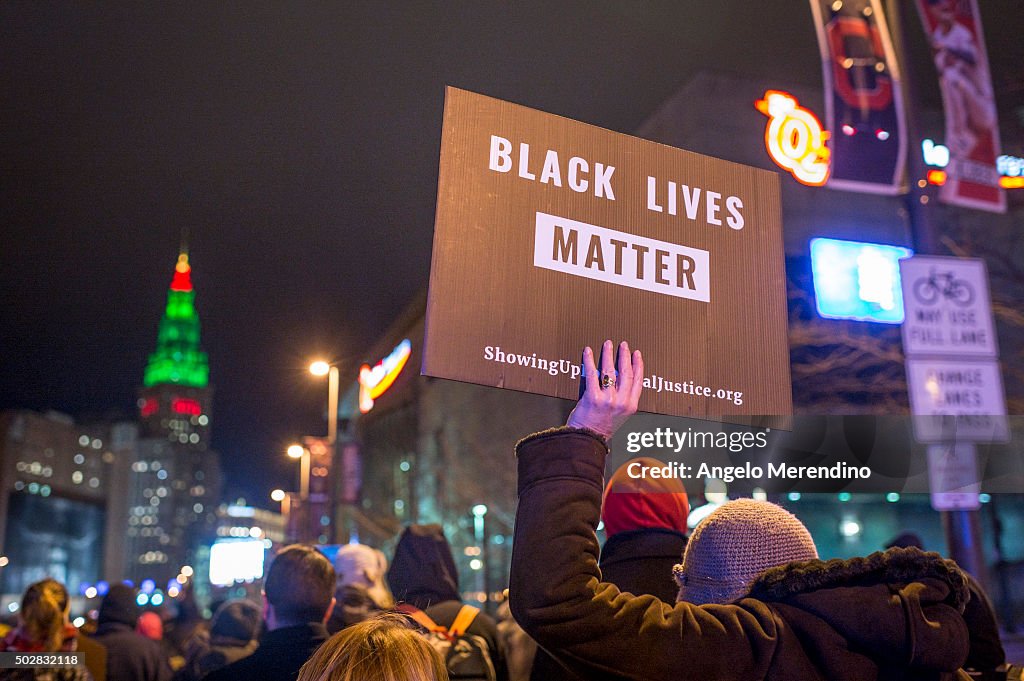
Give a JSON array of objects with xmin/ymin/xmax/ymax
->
[
  {"xmin": 300, "ymin": 449, "xmax": 310, "ymax": 502},
  {"xmin": 327, "ymin": 366, "xmax": 339, "ymax": 445},
  {"xmin": 886, "ymin": 0, "xmax": 989, "ymax": 590}
]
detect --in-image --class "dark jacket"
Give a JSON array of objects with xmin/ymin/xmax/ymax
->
[
  {"xmin": 76, "ymin": 634, "xmax": 107, "ymax": 681},
  {"xmin": 530, "ymin": 528, "xmax": 688, "ymax": 680},
  {"xmin": 599, "ymin": 528, "xmax": 687, "ymax": 603},
  {"xmin": 389, "ymin": 524, "xmax": 509, "ymax": 681},
  {"xmin": 172, "ymin": 631, "xmax": 258, "ymax": 681},
  {"xmin": 511, "ymin": 428, "xmax": 972, "ymax": 681},
  {"xmin": 91, "ymin": 622, "xmax": 170, "ymax": 681},
  {"xmin": 174, "ymin": 598, "xmax": 261, "ymax": 681},
  {"xmin": 201, "ymin": 623, "xmax": 328, "ymax": 681}
]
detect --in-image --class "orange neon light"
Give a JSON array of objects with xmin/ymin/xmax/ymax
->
[
  {"xmin": 927, "ymin": 170, "xmax": 947, "ymax": 186},
  {"xmin": 1001, "ymin": 176, "xmax": 1024, "ymax": 189},
  {"xmin": 755, "ymin": 90, "xmax": 830, "ymax": 187},
  {"xmin": 358, "ymin": 339, "xmax": 412, "ymax": 413}
]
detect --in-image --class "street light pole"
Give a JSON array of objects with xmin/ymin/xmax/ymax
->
[
  {"xmin": 310, "ymin": 359, "xmax": 342, "ymax": 542},
  {"xmin": 287, "ymin": 444, "xmax": 310, "ymax": 501},
  {"xmin": 327, "ymin": 365, "xmax": 338, "ymax": 445}
]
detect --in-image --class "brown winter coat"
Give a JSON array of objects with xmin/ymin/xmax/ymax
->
[{"xmin": 510, "ymin": 428, "xmax": 972, "ymax": 681}]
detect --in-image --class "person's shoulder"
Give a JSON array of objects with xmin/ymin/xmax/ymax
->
[{"xmin": 201, "ymin": 654, "xmax": 251, "ymax": 681}]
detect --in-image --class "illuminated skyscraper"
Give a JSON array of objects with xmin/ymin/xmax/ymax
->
[{"xmin": 128, "ymin": 250, "xmax": 221, "ymax": 585}]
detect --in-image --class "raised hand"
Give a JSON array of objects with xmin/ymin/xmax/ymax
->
[{"xmin": 566, "ymin": 340, "xmax": 644, "ymax": 440}]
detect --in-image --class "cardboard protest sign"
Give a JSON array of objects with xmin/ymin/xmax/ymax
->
[{"xmin": 424, "ymin": 87, "xmax": 791, "ymax": 421}]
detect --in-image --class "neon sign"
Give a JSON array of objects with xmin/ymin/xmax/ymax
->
[
  {"xmin": 810, "ymin": 238, "xmax": 912, "ymax": 324},
  {"xmin": 921, "ymin": 139, "xmax": 1023, "ymax": 189},
  {"xmin": 756, "ymin": 91, "xmax": 831, "ymax": 187},
  {"xmin": 358, "ymin": 339, "xmax": 412, "ymax": 413}
]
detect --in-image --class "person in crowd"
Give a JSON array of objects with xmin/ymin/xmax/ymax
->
[
  {"xmin": 297, "ymin": 613, "xmax": 448, "ymax": 681},
  {"xmin": 203, "ymin": 544, "xmax": 335, "ymax": 681},
  {"xmin": 327, "ymin": 543, "xmax": 394, "ymax": 634},
  {"xmin": 172, "ymin": 598, "xmax": 261, "ymax": 681},
  {"xmin": 162, "ymin": 587, "xmax": 203, "ymax": 669},
  {"xmin": 886, "ymin": 532, "xmax": 1007, "ymax": 677},
  {"xmin": 597, "ymin": 456, "xmax": 690, "ymax": 601},
  {"xmin": 74, "ymin": 628, "xmax": 108, "ymax": 681},
  {"xmin": 495, "ymin": 596, "xmax": 536, "ymax": 681},
  {"xmin": 529, "ymin": 455, "xmax": 690, "ymax": 680},
  {"xmin": 136, "ymin": 612, "xmax": 163, "ymax": 643},
  {"xmin": 510, "ymin": 340, "xmax": 972, "ymax": 680},
  {"xmin": 92, "ymin": 584, "xmax": 170, "ymax": 681},
  {"xmin": 0, "ymin": 578, "xmax": 93, "ymax": 680},
  {"xmin": 387, "ymin": 524, "xmax": 508, "ymax": 681}
]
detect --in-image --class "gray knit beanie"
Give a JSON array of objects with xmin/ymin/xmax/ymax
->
[{"xmin": 673, "ymin": 499, "xmax": 818, "ymax": 605}]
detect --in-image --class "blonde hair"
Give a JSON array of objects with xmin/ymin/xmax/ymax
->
[
  {"xmin": 298, "ymin": 613, "xmax": 448, "ymax": 681},
  {"xmin": 20, "ymin": 578, "xmax": 70, "ymax": 651}
]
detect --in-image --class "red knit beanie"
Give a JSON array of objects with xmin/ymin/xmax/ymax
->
[{"xmin": 601, "ymin": 457, "xmax": 689, "ymax": 537}]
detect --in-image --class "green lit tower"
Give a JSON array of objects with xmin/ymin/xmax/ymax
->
[
  {"xmin": 144, "ymin": 252, "xmax": 209, "ymax": 389},
  {"xmin": 130, "ymin": 249, "xmax": 220, "ymax": 586},
  {"xmin": 138, "ymin": 251, "xmax": 212, "ymax": 445}
]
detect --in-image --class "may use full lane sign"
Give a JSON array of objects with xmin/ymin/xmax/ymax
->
[{"xmin": 423, "ymin": 87, "xmax": 792, "ymax": 421}]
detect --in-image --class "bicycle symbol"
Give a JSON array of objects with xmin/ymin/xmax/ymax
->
[{"xmin": 912, "ymin": 269, "xmax": 975, "ymax": 306}]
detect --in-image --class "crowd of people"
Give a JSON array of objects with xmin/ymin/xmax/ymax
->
[{"xmin": 2, "ymin": 341, "xmax": 1019, "ymax": 680}]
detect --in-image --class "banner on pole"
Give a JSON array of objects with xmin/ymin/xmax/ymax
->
[
  {"xmin": 809, "ymin": 0, "xmax": 907, "ymax": 194},
  {"xmin": 915, "ymin": 0, "xmax": 1005, "ymax": 212}
]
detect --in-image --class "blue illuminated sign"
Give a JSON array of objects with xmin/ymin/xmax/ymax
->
[{"xmin": 810, "ymin": 238, "xmax": 913, "ymax": 324}]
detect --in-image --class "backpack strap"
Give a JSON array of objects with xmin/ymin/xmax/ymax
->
[
  {"xmin": 396, "ymin": 603, "xmax": 446, "ymax": 635},
  {"xmin": 448, "ymin": 604, "xmax": 480, "ymax": 637}
]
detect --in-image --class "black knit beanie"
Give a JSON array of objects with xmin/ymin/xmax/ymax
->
[
  {"xmin": 210, "ymin": 599, "xmax": 262, "ymax": 642},
  {"xmin": 98, "ymin": 584, "xmax": 140, "ymax": 627}
]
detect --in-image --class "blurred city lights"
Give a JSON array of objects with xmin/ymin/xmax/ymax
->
[{"xmin": 839, "ymin": 517, "xmax": 862, "ymax": 537}]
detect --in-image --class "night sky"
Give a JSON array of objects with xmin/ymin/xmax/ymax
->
[{"xmin": 3, "ymin": 2, "xmax": 1022, "ymax": 505}]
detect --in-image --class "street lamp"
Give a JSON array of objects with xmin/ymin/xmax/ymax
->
[
  {"xmin": 308, "ymin": 360, "xmax": 339, "ymax": 445},
  {"xmin": 287, "ymin": 444, "xmax": 310, "ymax": 501}
]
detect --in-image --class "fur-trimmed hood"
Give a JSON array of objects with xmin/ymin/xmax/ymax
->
[
  {"xmin": 748, "ymin": 546, "xmax": 969, "ymax": 610},
  {"xmin": 746, "ymin": 547, "xmax": 971, "ymax": 676}
]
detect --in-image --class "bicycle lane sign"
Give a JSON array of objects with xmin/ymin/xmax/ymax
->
[{"xmin": 899, "ymin": 255, "xmax": 998, "ymax": 358}]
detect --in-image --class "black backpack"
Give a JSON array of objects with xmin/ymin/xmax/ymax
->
[{"xmin": 398, "ymin": 603, "xmax": 497, "ymax": 681}]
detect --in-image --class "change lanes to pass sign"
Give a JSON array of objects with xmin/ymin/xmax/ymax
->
[
  {"xmin": 899, "ymin": 255, "xmax": 997, "ymax": 358},
  {"xmin": 423, "ymin": 87, "xmax": 792, "ymax": 420},
  {"xmin": 906, "ymin": 358, "xmax": 1009, "ymax": 442}
]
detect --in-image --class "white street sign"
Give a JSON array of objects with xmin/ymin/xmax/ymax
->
[
  {"xmin": 927, "ymin": 443, "xmax": 981, "ymax": 511},
  {"xmin": 900, "ymin": 256, "xmax": 998, "ymax": 358},
  {"xmin": 907, "ymin": 358, "xmax": 1009, "ymax": 442}
]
